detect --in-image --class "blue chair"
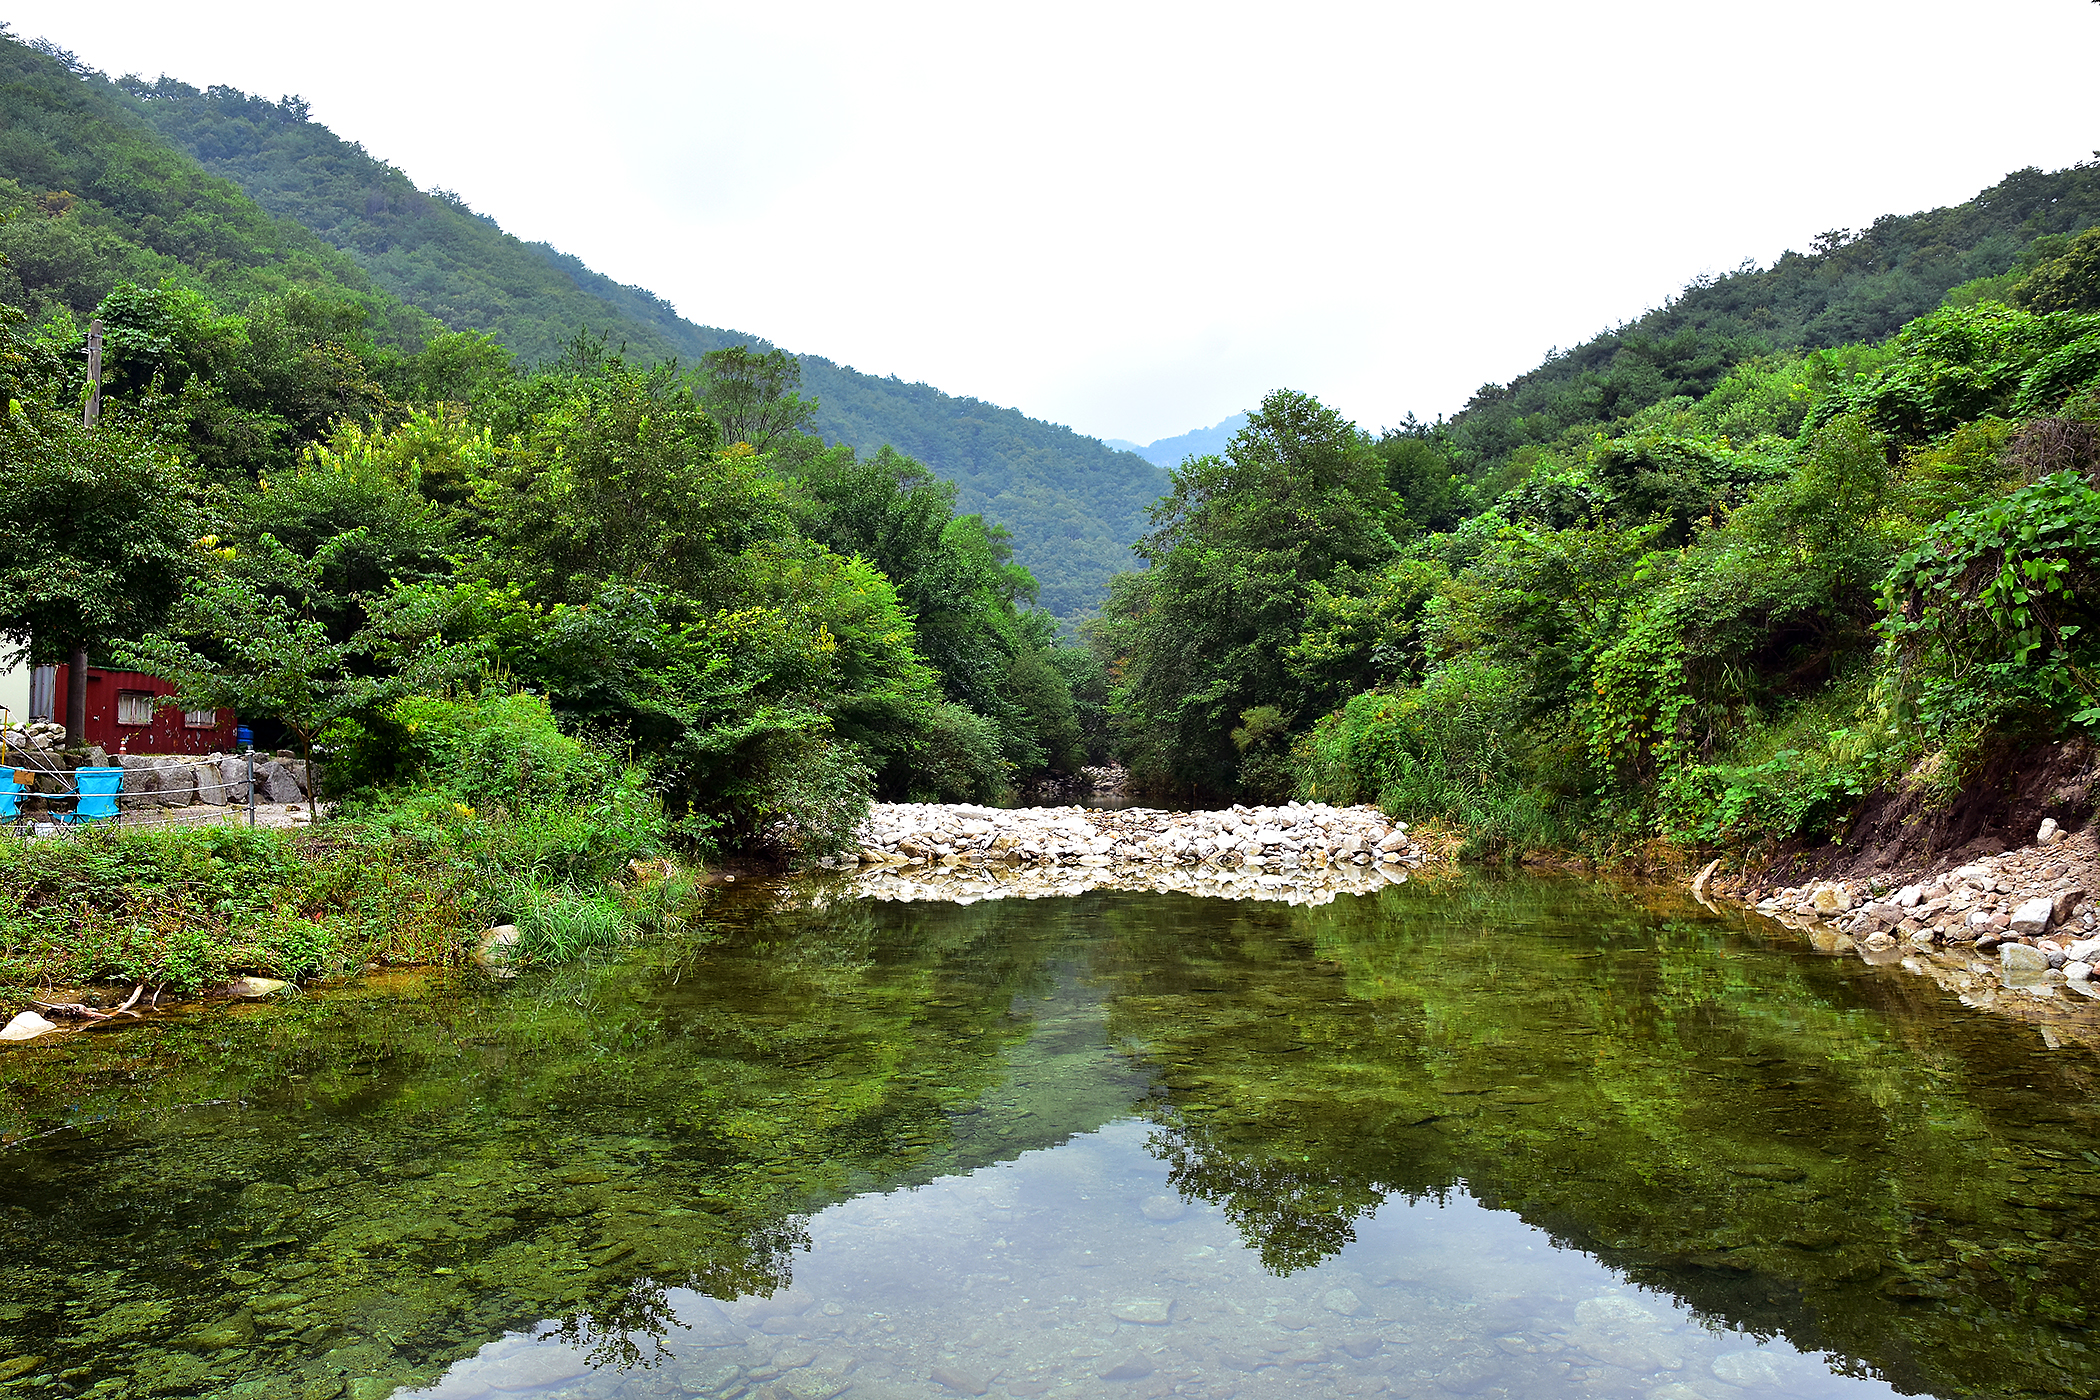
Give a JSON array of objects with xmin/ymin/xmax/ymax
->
[{"xmin": 67, "ymin": 766, "xmax": 124, "ymax": 822}]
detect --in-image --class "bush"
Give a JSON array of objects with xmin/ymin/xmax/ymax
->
[
  {"xmin": 1879, "ymin": 470, "xmax": 2100, "ymax": 735},
  {"xmin": 387, "ymin": 691, "xmax": 620, "ymax": 810},
  {"xmin": 1654, "ymin": 677, "xmax": 1897, "ymax": 846},
  {"xmin": 907, "ymin": 703, "xmax": 1010, "ymax": 804},
  {"xmin": 1295, "ymin": 661, "xmax": 1570, "ymax": 856}
]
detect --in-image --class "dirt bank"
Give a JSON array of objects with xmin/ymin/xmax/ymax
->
[
  {"xmin": 1743, "ymin": 737, "xmax": 2097, "ymax": 891},
  {"xmin": 1698, "ymin": 738, "xmax": 2100, "ymax": 1039}
]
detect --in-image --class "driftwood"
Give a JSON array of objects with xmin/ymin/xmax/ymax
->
[{"xmin": 31, "ymin": 984, "xmax": 145, "ymax": 1022}]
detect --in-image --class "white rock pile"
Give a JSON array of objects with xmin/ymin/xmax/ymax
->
[
  {"xmin": 836, "ymin": 800, "xmax": 1439, "ymax": 906},
  {"xmin": 1745, "ymin": 819, "xmax": 2099, "ymax": 1008}
]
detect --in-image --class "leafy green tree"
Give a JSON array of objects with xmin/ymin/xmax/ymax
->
[
  {"xmin": 0, "ymin": 406, "xmax": 198, "ymax": 704},
  {"xmin": 474, "ymin": 363, "xmax": 786, "ymax": 603},
  {"xmin": 117, "ymin": 541, "xmax": 349, "ymax": 820},
  {"xmin": 787, "ymin": 438, "xmax": 1082, "ymax": 785},
  {"xmin": 87, "ymin": 280, "xmax": 396, "ymax": 484},
  {"xmin": 234, "ymin": 415, "xmax": 465, "ymax": 642},
  {"xmin": 697, "ymin": 346, "xmax": 817, "ymax": 452},
  {"xmin": 407, "ymin": 330, "xmax": 516, "ymax": 405},
  {"xmin": 2013, "ymin": 226, "xmax": 2100, "ymax": 314},
  {"xmin": 1374, "ymin": 424, "xmax": 1474, "ymax": 534},
  {"xmin": 1098, "ymin": 389, "xmax": 1398, "ymax": 792}
]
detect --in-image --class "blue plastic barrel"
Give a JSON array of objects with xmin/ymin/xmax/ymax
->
[
  {"xmin": 69, "ymin": 766, "xmax": 123, "ymax": 822},
  {"xmin": 236, "ymin": 726, "xmax": 254, "ymax": 751}
]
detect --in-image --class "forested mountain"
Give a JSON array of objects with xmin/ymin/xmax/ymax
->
[
  {"xmin": 1434, "ymin": 163, "xmax": 2100, "ymax": 488},
  {"xmin": 0, "ymin": 36, "xmax": 432, "ymax": 345},
  {"xmin": 1106, "ymin": 413, "xmax": 1248, "ymax": 468},
  {"xmin": 102, "ymin": 71, "xmax": 1165, "ymax": 618}
]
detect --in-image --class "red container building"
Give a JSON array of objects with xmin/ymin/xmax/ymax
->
[{"xmin": 48, "ymin": 667, "xmax": 237, "ymax": 755}]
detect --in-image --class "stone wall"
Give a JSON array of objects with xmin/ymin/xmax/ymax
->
[{"xmin": 2, "ymin": 723, "xmax": 316, "ymax": 811}]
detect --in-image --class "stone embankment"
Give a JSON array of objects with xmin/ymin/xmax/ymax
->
[
  {"xmin": 1721, "ymin": 819, "xmax": 2099, "ymax": 1028},
  {"xmin": 835, "ymin": 800, "xmax": 1441, "ymax": 905},
  {"xmin": 4, "ymin": 719, "xmax": 315, "ymax": 823}
]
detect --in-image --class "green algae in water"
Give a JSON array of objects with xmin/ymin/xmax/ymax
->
[{"xmin": 0, "ymin": 875, "xmax": 2095, "ymax": 1398}]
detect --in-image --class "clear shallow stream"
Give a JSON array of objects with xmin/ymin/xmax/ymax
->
[{"xmin": 2, "ymin": 874, "xmax": 2097, "ymax": 1400}]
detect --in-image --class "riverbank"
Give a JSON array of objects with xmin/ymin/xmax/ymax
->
[
  {"xmin": 1702, "ymin": 819, "xmax": 2100, "ymax": 1040},
  {"xmin": 0, "ymin": 791, "xmax": 688, "ymax": 1036}
]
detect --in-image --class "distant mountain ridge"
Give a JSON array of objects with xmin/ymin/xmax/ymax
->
[
  {"xmin": 1106, "ymin": 414, "xmax": 1250, "ymax": 469},
  {"xmin": 0, "ymin": 40, "xmax": 1163, "ymax": 619}
]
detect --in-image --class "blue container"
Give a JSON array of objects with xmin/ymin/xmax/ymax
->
[
  {"xmin": 69, "ymin": 766, "xmax": 123, "ymax": 822},
  {"xmin": 236, "ymin": 726, "xmax": 254, "ymax": 751},
  {"xmin": 0, "ymin": 771, "xmax": 20, "ymax": 821}
]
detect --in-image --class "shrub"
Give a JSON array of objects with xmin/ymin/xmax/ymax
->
[
  {"xmin": 907, "ymin": 703, "xmax": 1010, "ymax": 804},
  {"xmin": 1295, "ymin": 660, "xmax": 1569, "ymax": 856},
  {"xmin": 1879, "ymin": 470, "xmax": 2100, "ymax": 735}
]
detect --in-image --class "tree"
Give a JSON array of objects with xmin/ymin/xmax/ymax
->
[
  {"xmin": 696, "ymin": 346, "xmax": 817, "ymax": 452},
  {"xmin": 0, "ymin": 407, "xmax": 199, "ymax": 737},
  {"xmin": 475, "ymin": 363, "xmax": 787, "ymax": 603},
  {"xmin": 786, "ymin": 438, "xmax": 1083, "ymax": 785},
  {"xmin": 117, "ymin": 548, "xmax": 349, "ymax": 822},
  {"xmin": 1097, "ymin": 389, "xmax": 1399, "ymax": 793},
  {"xmin": 2014, "ymin": 227, "xmax": 2100, "ymax": 315},
  {"xmin": 236, "ymin": 414, "xmax": 466, "ymax": 642}
]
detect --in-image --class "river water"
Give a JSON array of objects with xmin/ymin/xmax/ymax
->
[{"xmin": 2, "ymin": 873, "xmax": 2097, "ymax": 1400}]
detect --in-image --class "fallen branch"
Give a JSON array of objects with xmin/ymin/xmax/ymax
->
[{"xmin": 31, "ymin": 984, "xmax": 146, "ymax": 1022}]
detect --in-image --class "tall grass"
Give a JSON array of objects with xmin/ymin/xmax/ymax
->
[
  {"xmin": 495, "ymin": 875, "xmax": 635, "ymax": 962},
  {"xmin": 1294, "ymin": 664, "xmax": 1580, "ymax": 860}
]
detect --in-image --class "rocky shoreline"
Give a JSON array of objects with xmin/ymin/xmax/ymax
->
[
  {"xmin": 1714, "ymin": 820, "xmax": 2100, "ymax": 1033},
  {"xmin": 830, "ymin": 799, "xmax": 1443, "ymax": 905}
]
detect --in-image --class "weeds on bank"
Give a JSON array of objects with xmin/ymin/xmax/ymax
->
[{"xmin": 0, "ymin": 696, "xmax": 702, "ymax": 999}]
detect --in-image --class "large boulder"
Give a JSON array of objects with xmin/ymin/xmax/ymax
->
[
  {"xmin": 215, "ymin": 756, "xmax": 251, "ymax": 805},
  {"xmin": 154, "ymin": 760, "xmax": 197, "ymax": 808},
  {"xmin": 191, "ymin": 762, "xmax": 226, "ymax": 806},
  {"xmin": 1810, "ymin": 883, "xmax": 1852, "ymax": 915},
  {"xmin": 1, "ymin": 1010, "xmax": 59, "ymax": 1042},
  {"xmin": 2009, "ymin": 897, "xmax": 2056, "ymax": 937},
  {"xmin": 116, "ymin": 755, "xmax": 159, "ymax": 812},
  {"xmin": 258, "ymin": 761, "xmax": 304, "ymax": 804},
  {"xmin": 2000, "ymin": 942, "xmax": 2051, "ymax": 978}
]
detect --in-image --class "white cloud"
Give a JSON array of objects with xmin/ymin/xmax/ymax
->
[{"xmin": 17, "ymin": 0, "xmax": 2098, "ymax": 442}]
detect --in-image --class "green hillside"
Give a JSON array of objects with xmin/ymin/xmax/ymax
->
[
  {"xmin": 107, "ymin": 75, "xmax": 1164, "ymax": 618},
  {"xmin": 1436, "ymin": 162, "xmax": 2100, "ymax": 485},
  {"xmin": 0, "ymin": 34, "xmax": 433, "ymax": 346}
]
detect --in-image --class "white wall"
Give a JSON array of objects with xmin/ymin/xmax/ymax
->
[{"xmin": 0, "ymin": 658, "xmax": 27, "ymax": 728}]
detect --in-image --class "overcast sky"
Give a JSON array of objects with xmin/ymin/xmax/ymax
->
[{"xmin": 12, "ymin": 1, "xmax": 2098, "ymax": 445}]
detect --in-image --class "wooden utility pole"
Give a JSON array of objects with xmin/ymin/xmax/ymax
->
[{"xmin": 66, "ymin": 320, "xmax": 104, "ymax": 749}]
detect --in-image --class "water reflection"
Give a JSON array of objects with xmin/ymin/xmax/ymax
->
[
  {"xmin": 415, "ymin": 1122, "xmax": 1890, "ymax": 1400},
  {"xmin": 0, "ymin": 874, "xmax": 2095, "ymax": 1400}
]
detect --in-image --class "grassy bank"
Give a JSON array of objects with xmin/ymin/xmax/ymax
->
[{"xmin": 0, "ymin": 693, "xmax": 700, "ymax": 1001}]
